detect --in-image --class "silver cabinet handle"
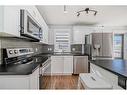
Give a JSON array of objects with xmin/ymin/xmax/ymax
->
[{"xmin": 90, "ymin": 76, "xmax": 96, "ymax": 81}]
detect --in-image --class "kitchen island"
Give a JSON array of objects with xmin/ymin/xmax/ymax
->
[{"xmin": 90, "ymin": 59, "xmax": 127, "ymax": 89}]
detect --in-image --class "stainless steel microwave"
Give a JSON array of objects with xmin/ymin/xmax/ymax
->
[{"xmin": 20, "ymin": 9, "xmax": 42, "ymax": 41}]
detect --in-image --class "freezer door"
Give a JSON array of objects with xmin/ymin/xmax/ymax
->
[
  {"xmin": 92, "ymin": 33, "xmax": 103, "ymax": 56},
  {"xmin": 92, "ymin": 33, "xmax": 113, "ymax": 57},
  {"xmin": 73, "ymin": 56, "xmax": 88, "ymax": 74},
  {"xmin": 102, "ymin": 33, "xmax": 113, "ymax": 57}
]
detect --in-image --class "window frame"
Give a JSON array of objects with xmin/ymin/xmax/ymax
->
[
  {"xmin": 113, "ymin": 34, "xmax": 124, "ymax": 59},
  {"xmin": 54, "ymin": 29, "xmax": 71, "ymax": 52}
]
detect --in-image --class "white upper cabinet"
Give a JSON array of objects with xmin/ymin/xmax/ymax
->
[
  {"xmin": 0, "ymin": 6, "xmax": 49, "ymax": 44},
  {"xmin": 42, "ymin": 22, "xmax": 49, "ymax": 44},
  {"xmin": 0, "ymin": 6, "xmax": 21, "ymax": 37},
  {"xmin": 93, "ymin": 26, "xmax": 114, "ymax": 33},
  {"xmin": 48, "ymin": 28, "xmax": 54, "ymax": 45},
  {"xmin": 73, "ymin": 26, "xmax": 93, "ymax": 44}
]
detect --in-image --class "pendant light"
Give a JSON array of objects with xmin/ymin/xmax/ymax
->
[{"xmin": 64, "ymin": 5, "xmax": 68, "ymax": 13}]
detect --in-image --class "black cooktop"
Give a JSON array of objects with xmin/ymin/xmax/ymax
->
[{"xmin": 0, "ymin": 54, "xmax": 49, "ymax": 75}]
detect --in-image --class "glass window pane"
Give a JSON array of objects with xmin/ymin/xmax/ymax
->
[
  {"xmin": 54, "ymin": 30, "xmax": 70, "ymax": 52},
  {"xmin": 113, "ymin": 34, "xmax": 123, "ymax": 58}
]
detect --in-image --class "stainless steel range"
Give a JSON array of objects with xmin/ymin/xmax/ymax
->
[{"xmin": 1, "ymin": 48, "xmax": 34, "ymax": 66}]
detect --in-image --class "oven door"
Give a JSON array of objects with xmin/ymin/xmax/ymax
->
[
  {"xmin": 41, "ymin": 58, "xmax": 51, "ymax": 76},
  {"xmin": 20, "ymin": 9, "xmax": 42, "ymax": 41},
  {"xmin": 41, "ymin": 58, "xmax": 51, "ymax": 89}
]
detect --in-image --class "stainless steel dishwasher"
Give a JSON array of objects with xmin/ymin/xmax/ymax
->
[{"xmin": 73, "ymin": 56, "xmax": 88, "ymax": 74}]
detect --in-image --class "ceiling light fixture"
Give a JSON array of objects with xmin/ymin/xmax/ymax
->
[
  {"xmin": 77, "ymin": 8, "xmax": 97, "ymax": 17},
  {"xmin": 64, "ymin": 5, "xmax": 68, "ymax": 13}
]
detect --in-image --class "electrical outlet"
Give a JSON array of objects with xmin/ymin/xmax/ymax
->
[
  {"xmin": 72, "ymin": 48, "xmax": 76, "ymax": 51},
  {"xmin": 35, "ymin": 48, "xmax": 38, "ymax": 52},
  {"xmin": 50, "ymin": 48, "xmax": 52, "ymax": 51}
]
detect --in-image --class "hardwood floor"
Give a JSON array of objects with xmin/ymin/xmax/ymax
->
[{"xmin": 40, "ymin": 75, "xmax": 80, "ymax": 89}]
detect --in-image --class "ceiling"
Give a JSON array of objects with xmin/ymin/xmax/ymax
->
[{"xmin": 37, "ymin": 5, "xmax": 127, "ymax": 26}]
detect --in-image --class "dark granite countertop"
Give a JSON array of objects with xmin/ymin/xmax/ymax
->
[
  {"xmin": 0, "ymin": 52, "xmax": 87, "ymax": 75},
  {"xmin": 0, "ymin": 63, "xmax": 40, "ymax": 75},
  {"xmin": 40, "ymin": 52, "xmax": 88, "ymax": 56},
  {"xmin": 90, "ymin": 59, "xmax": 127, "ymax": 78},
  {"xmin": 0, "ymin": 54, "xmax": 50, "ymax": 75}
]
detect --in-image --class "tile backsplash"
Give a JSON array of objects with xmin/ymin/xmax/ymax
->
[
  {"xmin": 0, "ymin": 39, "xmax": 1, "ymax": 64},
  {"xmin": 71, "ymin": 44, "xmax": 82, "ymax": 54},
  {"xmin": 0, "ymin": 37, "xmax": 53, "ymax": 64}
]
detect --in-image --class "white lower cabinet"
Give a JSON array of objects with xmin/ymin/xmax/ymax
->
[
  {"xmin": 0, "ymin": 75, "xmax": 30, "ymax": 89},
  {"xmin": 51, "ymin": 56, "xmax": 64, "ymax": 74},
  {"xmin": 51, "ymin": 56, "xmax": 73, "ymax": 75},
  {"xmin": 90, "ymin": 63, "xmax": 123, "ymax": 89},
  {"xmin": 0, "ymin": 67, "xmax": 40, "ymax": 89},
  {"xmin": 29, "ymin": 67, "xmax": 40, "ymax": 89},
  {"xmin": 63, "ymin": 56, "xmax": 73, "ymax": 74}
]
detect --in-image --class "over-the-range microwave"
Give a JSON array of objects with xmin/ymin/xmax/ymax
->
[{"xmin": 20, "ymin": 9, "xmax": 42, "ymax": 41}]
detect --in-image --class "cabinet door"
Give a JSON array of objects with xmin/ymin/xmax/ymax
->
[
  {"xmin": 45, "ymin": 59, "xmax": 51, "ymax": 75},
  {"xmin": 41, "ymin": 58, "xmax": 51, "ymax": 75},
  {"xmin": 73, "ymin": 26, "xmax": 93, "ymax": 44},
  {"xmin": 42, "ymin": 23, "xmax": 49, "ymax": 44},
  {"xmin": 0, "ymin": 76, "xmax": 29, "ymax": 89},
  {"xmin": 63, "ymin": 56, "xmax": 73, "ymax": 74},
  {"xmin": 51, "ymin": 56, "xmax": 64, "ymax": 75},
  {"xmin": 24, "ymin": 6, "xmax": 42, "ymax": 25},
  {"xmin": 90, "ymin": 63, "xmax": 122, "ymax": 89},
  {"xmin": 30, "ymin": 67, "xmax": 39, "ymax": 89},
  {"xmin": 48, "ymin": 28, "xmax": 54, "ymax": 45},
  {"xmin": 73, "ymin": 30, "xmax": 84, "ymax": 44},
  {"xmin": 3, "ymin": 6, "xmax": 21, "ymax": 37}
]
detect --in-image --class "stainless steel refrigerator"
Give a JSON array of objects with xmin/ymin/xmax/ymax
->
[
  {"xmin": 91, "ymin": 33, "xmax": 113, "ymax": 58},
  {"xmin": 85, "ymin": 33, "xmax": 113, "ymax": 58}
]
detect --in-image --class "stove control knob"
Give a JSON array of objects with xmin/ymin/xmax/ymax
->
[
  {"xmin": 9, "ymin": 50, "xmax": 13, "ymax": 54},
  {"xmin": 14, "ymin": 50, "xmax": 18, "ymax": 54}
]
